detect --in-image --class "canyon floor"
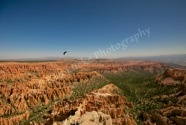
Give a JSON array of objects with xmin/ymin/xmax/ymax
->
[{"xmin": 0, "ymin": 59, "xmax": 185, "ymax": 125}]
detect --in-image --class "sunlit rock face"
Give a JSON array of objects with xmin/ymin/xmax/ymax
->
[
  {"xmin": 156, "ymin": 68, "xmax": 186, "ymax": 85},
  {"xmin": 51, "ymin": 84, "xmax": 136, "ymax": 125}
]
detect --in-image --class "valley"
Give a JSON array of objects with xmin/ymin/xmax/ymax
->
[{"xmin": 0, "ymin": 59, "xmax": 185, "ymax": 125}]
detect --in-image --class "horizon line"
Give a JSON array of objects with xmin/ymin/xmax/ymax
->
[{"xmin": 0, "ymin": 53, "xmax": 186, "ymax": 61}]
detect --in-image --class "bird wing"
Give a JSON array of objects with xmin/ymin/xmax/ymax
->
[{"xmin": 63, "ymin": 51, "xmax": 67, "ymax": 55}]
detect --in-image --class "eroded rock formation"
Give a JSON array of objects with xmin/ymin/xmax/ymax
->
[
  {"xmin": 51, "ymin": 84, "xmax": 136, "ymax": 125},
  {"xmin": 0, "ymin": 60, "xmax": 167, "ymax": 124},
  {"xmin": 142, "ymin": 68, "xmax": 186, "ymax": 125}
]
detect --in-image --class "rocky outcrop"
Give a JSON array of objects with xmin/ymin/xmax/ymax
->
[
  {"xmin": 156, "ymin": 68, "xmax": 186, "ymax": 85},
  {"xmin": 70, "ymin": 111, "xmax": 112, "ymax": 125},
  {"xmin": 51, "ymin": 84, "xmax": 136, "ymax": 125},
  {"xmin": 141, "ymin": 105, "xmax": 186, "ymax": 125},
  {"xmin": 142, "ymin": 68, "xmax": 186, "ymax": 125}
]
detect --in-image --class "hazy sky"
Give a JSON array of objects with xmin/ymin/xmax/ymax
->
[{"xmin": 0, "ymin": 0, "xmax": 186, "ymax": 59}]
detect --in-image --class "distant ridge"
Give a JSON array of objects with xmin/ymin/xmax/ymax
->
[
  {"xmin": 116, "ymin": 54, "xmax": 186, "ymax": 67},
  {"xmin": 1, "ymin": 54, "xmax": 186, "ymax": 67}
]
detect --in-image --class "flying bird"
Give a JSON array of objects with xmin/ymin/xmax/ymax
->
[{"xmin": 63, "ymin": 51, "xmax": 67, "ymax": 55}]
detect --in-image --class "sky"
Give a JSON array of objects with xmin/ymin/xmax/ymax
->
[{"xmin": 0, "ymin": 0, "xmax": 186, "ymax": 59}]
